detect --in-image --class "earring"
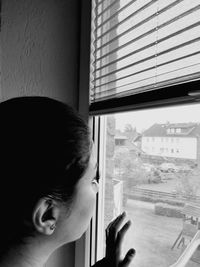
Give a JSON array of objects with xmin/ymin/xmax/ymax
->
[{"xmin": 50, "ymin": 224, "xmax": 56, "ymax": 230}]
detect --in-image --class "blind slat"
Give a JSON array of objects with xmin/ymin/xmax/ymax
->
[
  {"xmin": 94, "ymin": 21, "xmax": 200, "ymax": 72},
  {"xmin": 92, "ymin": 52, "xmax": 200, "ymax": 91},
  {"xmin": 90, "ymin": 0, "xmax": 200, "ymax": 106},
  {"xmin": 91, "ymin": 71, "xmax": 200, "ymax": 102},
  {"xmin": 95, "ymin": 0, "xmax": 184, "ymax": 45},
  {"xmin": 94, "ymin": 5, "xmax": 200, "ymax": 65},
  {"xmin": 95, "ymin": 0, "xmax": 137, "ymax": 30},
  {"xmin": 95, "ymin": 2, "xmax": 199, "ymax": 55},
  {"xmin": 92, "ymin": 61, "xmax": 200, "ymax": 97},
  {"xmin": 95, "ymin": 0, "xmax": 159, "ymax": 43},
  {"xmin": 95, "ymin": 0, "xmax": 118, "ymax": 19},
  {"xmin": 93, "ymin": 37, "xmax": 200, "ymax": 82}
]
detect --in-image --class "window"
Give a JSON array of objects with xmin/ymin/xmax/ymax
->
[
  {"xmin": 88, "ymin": 1, "xmax": 200, "ymax": 267},
  {"xmin": 96, "ymin": 104, "xmax": 200, "ymax": 267},
  {"xmin": 90, "ymin": 1, "xmax": 200, "ymax": 115},
  {"xmin": 160, "ymin": 147, "xmax": 164, "ymax": 153},
  {"xmin": 176, "ymin": 128, "xmax": 181, "ymax": 133}
]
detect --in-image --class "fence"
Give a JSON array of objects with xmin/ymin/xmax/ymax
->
[{"xmin": 126, "ymin": 187, "xmax": 200, "ymax": 205}]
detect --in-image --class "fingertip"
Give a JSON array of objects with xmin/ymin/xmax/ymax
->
[
  {"xmin": 123, "ymin": 248, "xmax": 136, "ymax": 266},
  {"xmin": 130, "ymin": 248, "xmax": 135, "ymax": 254},
  {"xmin": 128, "ymin": 248, "xmax": 136, "ymax": 257},
  {"xmin": 127, "ymin": 220, "xmax": 131, "ymax": 226},
  {"xmin": 124, "ymin": 220, "xmax": 131, "ymax": 230},
  {"xmin": 121, "ymin": 211, "xmax": 126, "ymax": 217}
]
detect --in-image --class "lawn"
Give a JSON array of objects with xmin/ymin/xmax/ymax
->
[
  {"xmin": 122, "ymin": 199, "xmax": 199, "ymax": 267},
  {"xmin": 136, "ymin": 178, "xmax": 178, "ymax": 193}
]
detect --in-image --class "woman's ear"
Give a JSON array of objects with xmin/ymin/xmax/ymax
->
[{"xmin": 32, "ymin": 198, "xmax": 60, "ymax": 235}]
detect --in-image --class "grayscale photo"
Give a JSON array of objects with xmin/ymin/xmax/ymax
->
[{"xmin": 0, "ymin": 1, "xmax": 199, "ymax": 267}]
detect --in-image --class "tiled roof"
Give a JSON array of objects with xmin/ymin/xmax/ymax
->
[
  {"xmin": 165, "ymin": 123, "xmax": 197, "ymax": 128},
  {"xmin": 114, "ymin": 135, "xmax": 128, "ymax": 140},
  {"xmin": 143, "ymin": 123, "xmax": 200, "ymax": 137}
]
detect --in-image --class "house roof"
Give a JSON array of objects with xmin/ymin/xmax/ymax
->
[
  {"xmin": 165, "ymin": 123, "xmax": 197, "ymax": 128},
  {"xmin": 114, "ymin": 135, "xmax": 128, "ymax": 140},
  {"xmin": 133, "ymin": 133, "xmax": 142, "ymax": 142},
  {"xmin": 143, "ymin": 123, "xmax": 200, "ymax": 137}
]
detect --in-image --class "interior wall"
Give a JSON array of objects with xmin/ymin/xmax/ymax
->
[
  {"xmin": 1, "ymin": 0, "xmax": 81, "ymax": 266},
  {"xmin": 1, "ymin": 0, "xmax": 80, "ymax": 108}
]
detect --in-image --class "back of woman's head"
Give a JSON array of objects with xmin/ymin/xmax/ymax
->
[{"xmin": 0, "ymin": 96, "xmax": 91, "ymax": 243}]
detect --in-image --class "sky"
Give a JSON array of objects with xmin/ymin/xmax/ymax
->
[{"xmin": 114, "ymin": 103, "xmax": 200, "ymax": 133}]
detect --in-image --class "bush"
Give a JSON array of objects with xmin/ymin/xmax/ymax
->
[
  {"xmin": 154, "ymin": 203, "xmax": 183, "ymax": 218},
  {"xmin": 126, "ymin": 193, "xmax": 184, "ymax": 206}
]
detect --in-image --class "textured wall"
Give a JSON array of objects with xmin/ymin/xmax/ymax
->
[
  {"xmin": 1, "ymin": 0, "xmax": 81, "ymax": 266},
  {"xmin": 1, "ymin": 0, "xmax": 80, "ymax": 107}
]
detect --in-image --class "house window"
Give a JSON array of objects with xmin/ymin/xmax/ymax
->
[
  {"xmin": 115, "ymin": 139, "xmax": 125, "ymax": 146},
  {"xmin": 171, "ymin": 148, "xmax": 174, "ymax": 153},
  {"xmin": 160, "ymin": 147, "xmax": 164, "ymax": 153},
  {"xmin": 176, "ymin": 128, "xmax": 181, "ymax": 133},
  {"xmin": 88, "ymin": 1, "xmax": 200, "ymax": 267}
]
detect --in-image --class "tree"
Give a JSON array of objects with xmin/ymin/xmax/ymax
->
[
  {"xmin": 114, "ymin": 148, "xmax": 149, "ymax": 192},
  {"xmin": 123, "ymin": 124, "xmax": 137, "ymax": 142},
  {"xmin": 175, "ymin": 167, "xmax": 200, "ymax": 198}
]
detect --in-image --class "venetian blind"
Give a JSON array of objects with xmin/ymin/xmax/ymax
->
[{"xmin": 90, "ymin": 0, "xmax": 200, "ymax": 104}]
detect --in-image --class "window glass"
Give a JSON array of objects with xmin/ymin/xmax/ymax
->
[{"xmin": 98, "ymin": 103, "xmax": 200, "ymax": 267}]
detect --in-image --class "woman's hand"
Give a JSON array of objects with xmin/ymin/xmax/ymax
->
[{"xmin": 94, "ymin": 212, "xmax": 135, "ymax": 267}]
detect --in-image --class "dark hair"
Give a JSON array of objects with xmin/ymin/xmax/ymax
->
[{"xmin": 0, "ymin": 96, "xmax": 91, "ymax": 244}]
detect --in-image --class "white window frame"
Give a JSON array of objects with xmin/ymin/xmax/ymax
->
[
  {"xmin": 75, "ymin": 0, "xmax": 94, "ymax": 266},
  {"xmin": 77, "ymin": 1, "xmax": 200, "ymax": 267}
]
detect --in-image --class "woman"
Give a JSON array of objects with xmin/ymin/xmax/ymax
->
[{"xmin": 0, "ymin": 96, "xmax": 135, "ymax": 267}]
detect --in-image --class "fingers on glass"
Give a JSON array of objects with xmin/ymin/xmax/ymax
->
[
  {"xmin": 107, "ymin": 211, "xmax": 126, "ymax": 230},
  {"xmin": 116, "ymin": 220, "xmax": 131, "ymax": 245},
  {"xmin": 106, "ymin": 213, "xmax": 131, "ymax": 242},
  {"xmin": 121, "ymin": 248, "xmax": 136, "ymax": 267},
  {"xmin": 111, "ymin": 212, "xmax": 126, "ymax": 231},
  {"xmin": 106, "ymin": 212, "xmax": 126, "ymax": 238}
]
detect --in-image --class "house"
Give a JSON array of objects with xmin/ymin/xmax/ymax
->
[
  {"xmin": 141, "ymin": 123, "xmax": 200, "ymax": 161},
  {"xmin": 115, "ymin": 134, "xmax": 144, "ymax": 158},
  {"xmin": 114, "ymin": 135, "xmax": 128, "ymax": 146}
]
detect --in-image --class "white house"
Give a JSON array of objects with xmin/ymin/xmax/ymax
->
[{"xmin": 141, "ymin": 123, "xmax": 200, "ymax": 160}]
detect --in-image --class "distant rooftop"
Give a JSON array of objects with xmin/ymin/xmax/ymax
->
[
  {"xmin": 114, "ymin": 135, "xmax": 128, "ymax": 140},
  {"xmin": 143, "ymin": 123, "xmax": 200, "ymax": 137},
  {"xmin": 165, "ymin": 122, "xmax": 198, "ymax": 128}
]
